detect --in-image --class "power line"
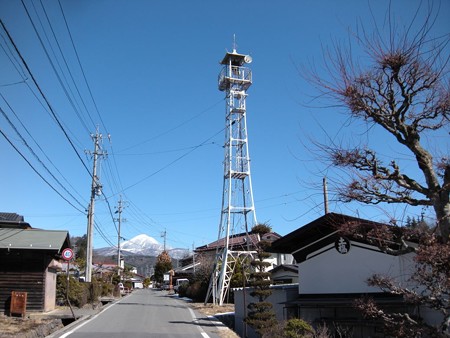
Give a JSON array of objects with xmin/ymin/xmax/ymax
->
[
  {"xmin": 0, "ymin": 93, "xmax": 87, "ymax": 203},
  {"xmin": 58, "ymin": 0, "xmax": 109, "ymax": 136},
  {"xmin": 22, "ymin": 0, "xmax": 93, "ymax": 135},
  {"xmin": 0, "ymin": 128, "xmax": 85, "ymax": 213},
  {"xmin": 111, "ymin": 127, "xmax": 225, "ymax": 196},
  {"xmin": 0, "ymin": 18, "xmax": 93, "ymax": 178},
  {"xmin": 94, "ymin": 220, "xmax": 115, "ymax": 247},
  {"xmin": 118, "ymin": 98, "xmax": 224, "ymax": 153},
  {"xmin": 36, "ymin": 0, "xmax": 96, "ymax": 133},
  {"xmin": 0, "ymin": 105, "xmax": 86, "ymax": 210}
]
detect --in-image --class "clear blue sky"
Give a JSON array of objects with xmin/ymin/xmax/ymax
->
[{"xmin": 1, "ymin": 0, "xmax": 448, "ymax": 251}]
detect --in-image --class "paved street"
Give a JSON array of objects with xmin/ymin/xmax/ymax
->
[{"xmin": 54, "ymin": 289, "xmax": 225, "ymax": 338}]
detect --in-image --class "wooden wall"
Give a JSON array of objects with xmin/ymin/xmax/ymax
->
[{"xmin": 0, "ymin": 250, "xmax": 55, "ymax": 313}]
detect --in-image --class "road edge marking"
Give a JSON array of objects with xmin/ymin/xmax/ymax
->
[
  {"xmin": 188, "ymin": 307, "xmax": 210, "ymax": 338},
  {"xmin": 58, "ymin": 299, "xmax": 118, "ymax": 338}
]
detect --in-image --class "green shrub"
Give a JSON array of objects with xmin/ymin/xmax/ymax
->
[
  {"xmin": 284, "ymin": 318, "xmax": 314, "ymax": 338},
  {"xmin": 101, "ymin": 282, "xmax": 114, "ymax": 296},
  {"xmin": 57, "ymin": 274, "xmax": 89, "ymax": 307},
  {"xmin": 185, "ymin": 280, "xmax": 208, "ymax": 302},
  {"xmin": 262, "ymin": 319, "xmax": 321, "ymax": 338},
  {"xmin": 56, "ymin": 274, "xmax": 115, "ymax": 307}
]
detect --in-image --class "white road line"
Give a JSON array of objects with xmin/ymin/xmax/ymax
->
[
  {"xmin": 188, "ymin": 307, "xmax": 210, "ymax": 338},
  {"xmin": 59, "ymin": 299, "xmax": 117, "ymax": 338}
]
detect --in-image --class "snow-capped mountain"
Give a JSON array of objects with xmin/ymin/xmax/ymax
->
[
  {"xmin": 94, "ymin": 234, "xmax": 190, "ymax": 259},
  {"xmin": 121, "ymin": 234, "xmax": 163, "ymax": 255}
]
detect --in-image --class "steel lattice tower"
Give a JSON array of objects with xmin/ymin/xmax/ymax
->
[{"xmin": 206, "ymin": 47, "xmax": 257, "ymax": 306}]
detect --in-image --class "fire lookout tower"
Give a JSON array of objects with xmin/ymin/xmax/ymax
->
[{"xmin": 206, "ymin": 46, "xmax": 258, "ymax": 306}]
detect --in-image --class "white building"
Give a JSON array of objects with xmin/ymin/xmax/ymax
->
[{"xmin": 234, "ymin": 213, "xmax": 444, "ymax": 338}]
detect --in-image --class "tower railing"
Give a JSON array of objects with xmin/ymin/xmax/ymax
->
[{"xmin": 218, "ymin": 66, "xmax": 252, "ymax": 91}]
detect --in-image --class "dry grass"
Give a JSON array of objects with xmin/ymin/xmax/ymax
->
[
  {"xmin": 189, "ymin": 302, "xmax": 235, "ymax": 316},
  {"xmin": 0, "ymin": 316, "xmax": 61, "ymax": 337},
  {"xmin": 189, "ymin": 302, "xmax": 239, "ymax": 338}
]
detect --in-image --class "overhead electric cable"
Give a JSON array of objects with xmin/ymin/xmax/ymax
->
[
  {"xmin": 102, "ymin": 194, "xmax": 119, "ymax": 235},
  {"xmin": 37, "ymin": 0, "xmax": 95, "ymax": 133},
  {"xmin": 21, "ymin": 0, "xmax": 92, "ymax": 135},
  {"xmin": 0, "ymin": 128, "xmax": 85, "ymax": 213},
  {"xmin": 0, "ymin": 106, "xmax": 86, "ymax": 210},
  {"xmin": 94, "ymin": 221, "xmax": 115, "ymax": 247},
  {"xmin": 0, "ymin": 18, "xmax": 92, "ymax": 178},
  {"xmin": 0, "ymin": 32, "xmax": 27, "ymax": 80},
  {"xmin": 58, "ymin": 0, "xmax": 109, "ymax": 135},
  {"xmin": 119, "ymin": 98, "xmax": 224, "ymax": 153},
  {"xmin": 1, "ymin": 92, "xmax": 87, "ymax": 203},
  {"xmin": 111, "ymin": 127, "xmax": 225, "ymax": 197},
  {"xmin": 114, "ymin": 142, "xmax": 218, "ymax": 156}
]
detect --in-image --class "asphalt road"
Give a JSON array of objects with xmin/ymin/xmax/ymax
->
[{"xmin": 56, "ymin": 289, "xmax": 223, "ymax": 338}]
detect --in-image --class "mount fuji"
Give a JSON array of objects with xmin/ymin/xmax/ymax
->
[{"xmin": 94, "ymin": 234, "xmax": 189, "ymax": 259}]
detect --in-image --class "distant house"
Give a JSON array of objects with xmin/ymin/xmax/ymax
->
[
  {"xmin": 195, "ymin": 231, "xmax": 293, "ymax": 270},
  {"xmin": 0, "ymin": 212, "xmax": 70, "ymax": 313},
  {"xmin": 271, "ymin": 264, "xmax": 298, "ymax": 285},
  {"xmin": 263, "ymin": 212, "xmax": 443, "ymax": 337}
]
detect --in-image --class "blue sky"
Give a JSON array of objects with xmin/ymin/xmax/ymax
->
[{"xmin": 1, "ymin": 0, "xmax": 449, "ymax": 251}]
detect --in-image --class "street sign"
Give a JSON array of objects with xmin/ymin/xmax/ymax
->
[{"xmin": 62, "ymin": 248, "xmax": 74, "ymax": 261}]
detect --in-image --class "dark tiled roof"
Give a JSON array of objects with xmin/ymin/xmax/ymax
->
[
  {"xmin": 196, "ymin": 232, "xmax": 259, "ymax": 252},
  {"xmin": 269, "ymin": 212, "xmax": 404, "ymax": 262},
  {"xmin": 195, "ymin": 231, "xmax": 281, "ymax": 252},
  {"xmin": 0, "ymin": 213, "xmax": 24, "ymax": 222},
  {"xmin": 0, "ymin": 212, "xmax": 31, "ymax": 229}
]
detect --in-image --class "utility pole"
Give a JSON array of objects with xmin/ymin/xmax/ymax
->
[
  {"xmin": 323, "ymin": 177, "xmax": 329, "ymax": 215},
  {"xmin": 192, "ymin": 242, "xmax": 196, "ymax": 274},
  {"xmin": 85, "ymin": 127, "xmax": 107, "ymax": 282},
  {"xmin": 161, "ymin": 229, "xmax": 167, "ymax": 252},
  {"xmin": 115, "ymin": 197, "xmax": 126, "ymax": 277}
]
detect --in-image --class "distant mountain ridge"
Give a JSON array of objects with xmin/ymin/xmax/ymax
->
[{"xmin": 94, "ymin": 233, "xmax": 189, "ymax": 259}]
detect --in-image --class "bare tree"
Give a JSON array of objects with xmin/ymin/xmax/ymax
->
[
  {"xmin": 309, "ymin": 3, "xmax": 449, "ymax": 242},
  {"xmin": 338, "ymin": 220, "xmax": 450, "ymax": 336},
  {"xmin": 304, "ymin": 3, "xmax": 450, "ymax": 335}
]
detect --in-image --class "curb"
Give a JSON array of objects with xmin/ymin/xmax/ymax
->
[{"xmin": 45, "ymin": 298, "xmax": 121, "ymax": 338}]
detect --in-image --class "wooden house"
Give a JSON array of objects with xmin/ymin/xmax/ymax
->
[
  {"xmin": 195, "ymin": 231, "xmax": 291, "ymax": 270},
  {"xmin": 0, "ymin": 213, "xmax": 70, "ymax": 313}
]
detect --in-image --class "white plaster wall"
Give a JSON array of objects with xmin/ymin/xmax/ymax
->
[
  {"xmin": 234, "ymin": 285, "xmax": 298, "ymax": 338},
  {"xmin": 299, "ymin": 243, "xmax": 416, "ymax": 294}
]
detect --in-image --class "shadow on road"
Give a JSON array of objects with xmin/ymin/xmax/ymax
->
[{"xmin": 169, "ymin": 318, "xmax": 219, "ymax": 328}]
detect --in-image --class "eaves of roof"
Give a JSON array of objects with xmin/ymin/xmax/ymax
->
[
  {"xmin": 269, "ymin": 212, "xmax": 391, "ymax": 255},
  {"xmin": 271, "ymin": 264, "xmax": 298, "ymax": 274},
  {"xmin": 0, "ymin": 228, "xmax": 70, "ymax": 252},
  {"xmin": 195, "ymin": 232, "xmax": 260, "ymax": 252}
]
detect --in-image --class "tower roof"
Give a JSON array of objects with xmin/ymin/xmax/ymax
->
[{"xmin": 220, "ymin": 50, "xmax": 247, "ymax": 66}]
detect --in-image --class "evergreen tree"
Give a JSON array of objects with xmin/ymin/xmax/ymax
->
[
  {"xmin": 71, "ymin": 235, "xmax": 87, "ymax": 270},
  {"xmin": 245, "ymin": 224, "xmax": 277, "ymax": 336},
  {"xmin": 154, "ymin": 250, "xmax": 173, "ymax": 283}
]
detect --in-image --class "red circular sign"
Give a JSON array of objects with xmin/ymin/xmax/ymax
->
[{"xmin": 62, "ymin": 248, "xmax": 74, "ymax": 261}]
